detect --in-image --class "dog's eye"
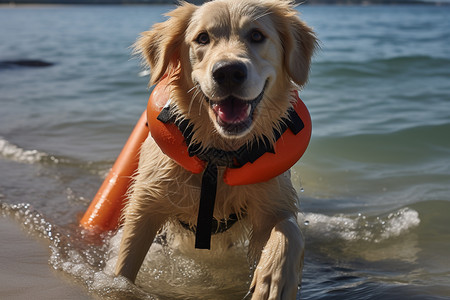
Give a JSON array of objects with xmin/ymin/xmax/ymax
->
[
  {"xmin": 249, "ymin": 29, "xmax": 265, "ymax": 43},
  {"xmin": 196, "ymin": 32, "xmax": 210, "ymax": 45}
]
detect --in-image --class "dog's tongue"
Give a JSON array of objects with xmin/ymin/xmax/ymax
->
[{"xmin": 212, "ymin": 97, "xmax": 251, "ymax": 124}]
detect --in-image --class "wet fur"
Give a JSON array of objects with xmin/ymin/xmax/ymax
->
[{"xmin": 116, "ymin": 1, "xmax": 316, "ymax": 299}]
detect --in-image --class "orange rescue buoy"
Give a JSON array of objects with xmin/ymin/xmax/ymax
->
[
  {"xmin": 147, "ymin": 82, "xmax": 311, "ymax": 186},
  {"xmin": 80, "ymin": 111, "xmax": 149, "ymax": 232}
]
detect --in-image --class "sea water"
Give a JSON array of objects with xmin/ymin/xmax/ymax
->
[{"xmin": 1, "ymin": 4, "xmax": 449, "ymax": 300}]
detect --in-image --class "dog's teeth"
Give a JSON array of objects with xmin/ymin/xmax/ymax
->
[{"xmin": 246, "ymin": 104, "xmax": 251, "ymax": 117}]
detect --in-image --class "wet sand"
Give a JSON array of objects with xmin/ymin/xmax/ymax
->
[{"xmin": 0, "ymin": 216, "xmax": 91, "ymax": 300}]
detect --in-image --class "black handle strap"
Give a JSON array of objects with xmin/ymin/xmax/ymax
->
[{"xmin": 195, "ymin": 163, "xmax": 218, "ymax": 249}]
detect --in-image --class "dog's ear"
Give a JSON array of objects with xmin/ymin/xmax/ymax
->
[
  {"xmin": 277, "ymin": 11, "xmax": 318, "ymax": 87},
  {"xmin": 134, "ymin": 2, "xmax": 197, "ymax": 85}
]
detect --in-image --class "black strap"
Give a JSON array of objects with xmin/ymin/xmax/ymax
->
[
  {"xmin": 156, "ymin": 105, "xmax": 171, "ymax": 123},
  {"xmin": 195, "ymin": 163, "xmax": 218, "ymax": 249},
  {"xmin": 179, "ymin": 213, "xmax": 239, "ymax": 234},
  {"xmin": 286, "ymin": 107, "xmax": 304, "ymax": 134}
]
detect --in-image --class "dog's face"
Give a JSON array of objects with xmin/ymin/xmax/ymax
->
[
  {"xmin": 137, "ymin": 0, "xmax": 316, "ymax": 143},
  {"xmin": 186, "ymin": 1, "xmax": 281, "ymax": 137}
]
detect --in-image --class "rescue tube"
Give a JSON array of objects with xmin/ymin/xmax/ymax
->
[
  {"xmin": 147, "ymin": 79, "xmax": 311, "ymax": 186},
  {"xmin": 80, "ymin": 111, "xmax": 149, "ymax": 232},
  {"xmin": 146, "ymin": 75, "xmax": 205, "ymax": 174}
]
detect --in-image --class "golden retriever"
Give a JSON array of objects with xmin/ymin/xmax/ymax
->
[{"xmin": 115, "ymin": 0, "xmax": 316, "ymax": 299}]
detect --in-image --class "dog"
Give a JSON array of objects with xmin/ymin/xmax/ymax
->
[{"xmin": 115, "ymin": 0, "xmax": 316, "ymax": 299}]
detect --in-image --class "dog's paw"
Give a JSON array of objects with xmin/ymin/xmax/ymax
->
[
  {"xmin": 249, "ymin": 218, "xmax": 303, "ymax": 300},
  {"xmin": 249, "ymin": 252, "xmax": 300, "ymax": 300}
]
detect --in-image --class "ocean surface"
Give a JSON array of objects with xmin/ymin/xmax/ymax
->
[{"xmin": 1, "ymin": 4, "xmax": 449, "ymax": 300}]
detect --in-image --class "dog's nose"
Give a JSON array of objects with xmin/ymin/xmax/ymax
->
[{"xmin": 212, "ymin": 62, "xmax": 247, "ymax": 87}]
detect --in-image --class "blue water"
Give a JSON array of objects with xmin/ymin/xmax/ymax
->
[{"xmin": 1, "ymin": 4, "xmax": 450, "ymax": 300}]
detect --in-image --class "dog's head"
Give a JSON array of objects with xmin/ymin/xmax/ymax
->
[{"xmin": 136, "ymin": 0, "xmax": 316, "ymax": 149}]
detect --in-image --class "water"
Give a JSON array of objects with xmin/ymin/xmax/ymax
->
[{"xmin": 1, "ymin": 4, "xmax": 450, "ymax": 300}]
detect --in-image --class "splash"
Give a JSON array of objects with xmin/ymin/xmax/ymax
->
[
  {"xmin": 0, "ymin": 202, "xmax": 250, "ymax": 299},
  {"xmin": 1, "ymin": 198, "xmax": 421, "ymax": 299},
  {"xmin": 0, "ymin": 202, "xmax": 148, "ymax": 298},
  {"xmin": 105, "ymin": 229, "xmax": 251, "ymax": 300}
]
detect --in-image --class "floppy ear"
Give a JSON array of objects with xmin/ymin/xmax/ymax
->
[
  {"xmin": 280, "ymin": 13, "xmax": 318, "ymax": 87},
  {"xmin": 134, "ymin": 2, "xmax": 197, "ymax": 85}
]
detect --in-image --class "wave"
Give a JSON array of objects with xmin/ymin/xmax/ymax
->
[
  {"xmin": 0, "ymin": 137, "xmax": 112, "ymax": 179},
  {"xmin": 299, "ymin": 207, "xmax": 420, "ymax": 244},
  {"xmin": 0, "ymin": 137, "xmax": 56, "ymax": 164},
  {"xmin": 299, "ymin": 207, "xmax": 423, "ymax": 264}
]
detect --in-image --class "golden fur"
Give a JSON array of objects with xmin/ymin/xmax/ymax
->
[{"xmin": 116, "ymin": 0, "xmax": 317, "ymax": 299}]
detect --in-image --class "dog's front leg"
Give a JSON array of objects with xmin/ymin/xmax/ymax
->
[
  {"xmin": 250, "ymin": 215, "xmax": 304, "ymax": 300},
  {"xmin": 115, "ymin": 210, "xmax": 167, "ymax": 282}
]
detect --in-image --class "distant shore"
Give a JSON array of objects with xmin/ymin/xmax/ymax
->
[{"xmin": 1, "ymin": 0, "xmax": 448, "ymax": 6}]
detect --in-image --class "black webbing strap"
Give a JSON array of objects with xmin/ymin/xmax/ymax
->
[
  {"xmin": 156, "ymin": 105, "xmax": 171, "ymax": 123},
  {"xmin": 286, "ymin": 107, "xmax": 304, "ymax": 135},
  {"xmin": 179, "ymin": 213, "xmax": 239, "ymax": 234},
  {"xmin": 195, "ymin": 163, "xmax": 218, "ymax": 249}
]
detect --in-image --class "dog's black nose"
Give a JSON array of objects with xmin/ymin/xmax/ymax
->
[{"xmin": 212, "ymin": 62, "xmax": 247, "ymax": 87}]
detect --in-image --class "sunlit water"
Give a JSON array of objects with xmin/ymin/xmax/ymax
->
[{"xmin": 1, "ymin": 4, "xmax": 449, "ymax": 300}]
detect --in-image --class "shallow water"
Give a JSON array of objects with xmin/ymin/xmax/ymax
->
[{"xmin": 1, "ymin": 4, "xmax": 450, "ymax": 300}]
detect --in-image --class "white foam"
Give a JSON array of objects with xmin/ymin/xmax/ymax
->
[
  {"xmin": 299, "ymin": 207, "xmax": 420, "ymax": 243},
  {"xmin": 0, "ymin": 137, "xmax": 53, "ymax": 164},
  {"xmin": 381, "ymin": 208, "xmax": 420, "ymax": 240}
]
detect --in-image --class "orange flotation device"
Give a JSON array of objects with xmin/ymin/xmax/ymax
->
[
  {"xmin": 147, "ymin": 75, "xmax": 312, "ymax": 186},
  {"xmin": 80, "ymin": 75, "xmax": 311, "ymax": 239},
  {"xmin": 80, "ymin": 111, "xmax": 149, "ymax": 232}
]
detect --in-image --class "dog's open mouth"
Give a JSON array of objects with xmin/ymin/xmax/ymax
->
[{"xmin": 208, "ymin": 87, "xmax": 265, "ymax": 135}]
